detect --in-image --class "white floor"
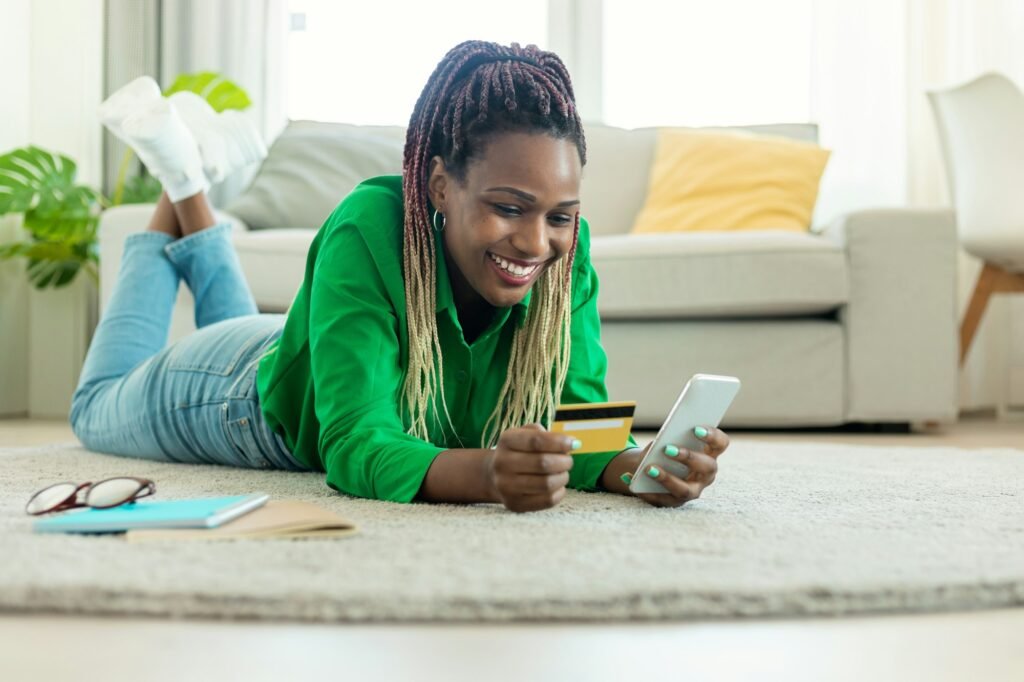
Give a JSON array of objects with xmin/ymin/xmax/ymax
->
[{"xmin": 2, "ymin": 413, "xmax": 1023, "ymax": 681}]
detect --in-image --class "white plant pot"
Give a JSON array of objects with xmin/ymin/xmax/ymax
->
[
  {"xmin": 0, "ymin": 215, "xmax": 29, "ymax": 416},
  {"xmin": 27, "ymin": 274, "xmax": 98, "ymax": 418}
]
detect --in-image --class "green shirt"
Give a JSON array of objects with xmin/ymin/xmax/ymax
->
[{"xmin": 257, "ymin": 175, "xmax": 637, "ymax": 502}]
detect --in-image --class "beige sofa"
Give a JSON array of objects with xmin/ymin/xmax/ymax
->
[{"xmin": 98, "ymin": 121, "xmax": 960, "ymax": 429}]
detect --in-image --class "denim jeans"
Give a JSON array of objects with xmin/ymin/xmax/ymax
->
[{"xmin": 70, "ymin": 223, "xmax": 311, "ymax": 471}]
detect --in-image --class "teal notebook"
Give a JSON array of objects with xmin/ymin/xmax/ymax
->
[{"xmin": 33, "ymin": 494, "xmax": 269, "ymax": 534}]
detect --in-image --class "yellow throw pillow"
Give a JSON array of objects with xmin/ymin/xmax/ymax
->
[{"xmin": 630, "ymin": 129, "xmax": 830, "ymax": 234}]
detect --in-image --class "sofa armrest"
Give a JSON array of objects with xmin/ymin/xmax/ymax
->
[
  {"xmin": 99, "ymin": 204, "xmax": 250, "ymax": 344},
  {"xmin": 818, "ymin": 208, "xmax": 959, "ymax": 422}
]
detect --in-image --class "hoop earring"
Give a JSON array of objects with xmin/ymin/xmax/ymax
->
[{"xmin": 432, "ymin": 208, "xmax": 446, "ymax": 233}]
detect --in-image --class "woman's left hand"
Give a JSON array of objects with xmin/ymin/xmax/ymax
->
[{"xmin": 619, "ymin": 426, "xmax": 730, "ymax": 508}]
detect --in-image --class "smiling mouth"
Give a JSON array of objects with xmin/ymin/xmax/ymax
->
[{"xmin": 487, "ymin": 251, "xmax": 543, "ymax": 279}]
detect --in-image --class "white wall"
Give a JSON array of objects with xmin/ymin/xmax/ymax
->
[
  {"xmin": 0, "ymin": 0, "xmax": 104, "ymax": 416},
  {"xmin": 0, "ymin": 0, "xmax": 31, "ymax": 152},
  {"xmin": 29, "ymin": 0, "xmax": 105, "ymax": 187},
  {"xmin": 0, "ymin": 0, "xmax": 32, "ymax": 415}
]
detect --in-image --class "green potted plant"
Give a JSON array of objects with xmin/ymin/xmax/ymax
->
[
  {"xmin": 0, "ymin": 72, "xmax": 252, "ymax": 288},
  {"xmin": 0, "ymin": 146, "xmax": 105, "ymax": 289}
]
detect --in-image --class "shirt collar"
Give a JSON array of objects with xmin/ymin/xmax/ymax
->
[{"xmin": 433, "ymin": 225, "xmax": 532, "ymax": 328}]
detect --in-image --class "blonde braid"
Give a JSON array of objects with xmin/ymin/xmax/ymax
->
[
  {"xmin": 400, "ymin": 204, "xmax": 460, "ymax": 445},
  {"xmin": 480, "ymin": 255, "xmax": 575, "ymax": 449}
]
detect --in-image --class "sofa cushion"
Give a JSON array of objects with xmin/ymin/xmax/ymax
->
[
  {"xmin": 233, "ymin": 228, "xmax": 317, "ymax": 311},
  {"xmin": 630, "ymin": 129, "xmax": 830, "ymax": 234},
  {"xmin": 581, "ymin": 123, "xmax": 819, "ymax": 237},
  {"xmin": 226, "ymin": 120, "xmax": 404, "ymax": 231},
  {"xmin": 590, "ymin": 230, "xmax": 848, "ymax": 318}
]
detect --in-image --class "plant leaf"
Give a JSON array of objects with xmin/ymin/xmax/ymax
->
[
  {"xmin": 164, "ymin": 71, "xmax": 252, "ymax": 112},
  {"xmin": 0, "ymin": 146, "xmax": 78, "ymax": 215},
  {"xmin": 1, "ymin": 240, "xmax": 81, "ymax": 289},
  {"xmin": 27, "ymin": 256, "xmax": 81, "ymax": 289},
  {"xmin": 0, "ymin": 144, "xmax": 104, "ymax": 288},
  {"xmin": 119, "ymin": 172, "xmax": 163, "ymax": 205},
  {"xmin": 0, "ymin": 241, "xmax": 32, "ymax": 260}
]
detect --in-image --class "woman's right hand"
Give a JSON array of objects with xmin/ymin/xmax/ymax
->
[{"xmin": 485, "ymin": 423, "xmax": 579, "ymax": 513}]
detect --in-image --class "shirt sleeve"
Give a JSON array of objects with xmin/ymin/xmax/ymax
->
[
  {"xmin": 308, "ymin": 220, "xmax": 445, "ymax": 503},
  {"xmin": 558, "ymin": 246, "xmax": 639, "ymax": 492}
]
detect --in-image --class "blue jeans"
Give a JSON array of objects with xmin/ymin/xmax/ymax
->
[{"xmin": 70, "ymin": 223, "xmax": 310, "ymax": 471}]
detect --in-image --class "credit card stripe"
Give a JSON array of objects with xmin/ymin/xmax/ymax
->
[
  {"xmin": 553, "ymin": 406, "xmax": 635, "ymax": 421},
  {"xmin": 558, "ymin": 418, "xmax": 625, "ymax": 431}
]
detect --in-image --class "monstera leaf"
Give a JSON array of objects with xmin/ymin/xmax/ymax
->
[
  {"xmin": 0, "ymin": 146, "xmax": 76, "ymax": 214},
  {"xmin": 0, "ymin": 145, "xmax": 104, "ymax": 289},
  {"xmin": 164, "ymin": 71, "xmax": 252, "ymax": 112}
]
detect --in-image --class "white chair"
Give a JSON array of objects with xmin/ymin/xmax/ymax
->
[{"xmin": 928, "ymin": 72, "xmax": 1024, "ymax": 368}]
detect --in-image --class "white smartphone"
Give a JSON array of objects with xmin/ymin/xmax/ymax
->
[{"xmin": 628, "ymin": 373, "xmax": 741, "ymax": 495}]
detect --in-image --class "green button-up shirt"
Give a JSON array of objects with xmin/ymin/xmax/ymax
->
[{"xmin": 257, "ymin": 175, "xmax": 637, "ymax": 502}]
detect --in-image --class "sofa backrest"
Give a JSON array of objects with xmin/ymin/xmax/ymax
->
[{"xmin": 227, "ymin": 119, "xmax": 818, "ymax": 235}]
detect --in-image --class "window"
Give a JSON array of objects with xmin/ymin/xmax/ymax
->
[
  {"xmin": 286, "ymin": 0, "xmax": 548, "ymax": 125},
  {"xmin": 602, "ymin": 0, "xmax": 813, "ymax": 128}
]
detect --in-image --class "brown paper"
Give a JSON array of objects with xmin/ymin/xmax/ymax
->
[{"xmin": 125, "ymin": 500, "xmax": 359, "ymax": 543}]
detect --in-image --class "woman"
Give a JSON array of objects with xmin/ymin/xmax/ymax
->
[{"xmin": 73, "ymin": 40, "xmax": 730, "ymax": 513}]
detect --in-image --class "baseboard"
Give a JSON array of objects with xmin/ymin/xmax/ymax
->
[{"xmin": 724, "ymin": 422, "xmax": 913, "ymax": 434}]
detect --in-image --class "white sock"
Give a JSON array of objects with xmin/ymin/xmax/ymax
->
[
  {"xmin": 121, "ymin": 99, "xmax": 210, "ymax": 202},
  {"xmin": 98, "ymin": 76, "xmax": 163, "ymax": 144},
  {"xmin": 169, "ymin": 91, "xmax": 268, "ymax": 184}
]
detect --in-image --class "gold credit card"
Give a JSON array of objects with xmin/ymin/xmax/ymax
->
[{"xmin": 551, "ymin": 401, "xmax": 637, "ymax": 454}]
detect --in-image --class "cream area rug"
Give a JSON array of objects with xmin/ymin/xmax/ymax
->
[{"xmin": 1, "ymin": 440, "xmax": 1022, "ymax": 623}]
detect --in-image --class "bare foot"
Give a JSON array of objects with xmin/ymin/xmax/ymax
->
[{"xmin": 146, "ymin": 192, "xmax": 182, "ymax": 239}]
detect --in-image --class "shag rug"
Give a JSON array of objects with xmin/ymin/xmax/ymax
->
[{"xmin": 1, "ymin": 440, "xmax": 1022, "ymax": 623}]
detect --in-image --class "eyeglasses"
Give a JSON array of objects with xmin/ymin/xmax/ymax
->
[{"xmin": 25, "ymin": 477, "xmax": 156, "ymax": 516}]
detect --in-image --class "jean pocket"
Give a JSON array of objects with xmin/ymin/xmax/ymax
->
[{"xmin": 223, "ymin": 402, "xmax": 274, "ymax": 469}]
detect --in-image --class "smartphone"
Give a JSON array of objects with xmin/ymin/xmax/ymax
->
[{"xmin": 628, "ymin": 373, "xmax": 741, "ymax": 495}]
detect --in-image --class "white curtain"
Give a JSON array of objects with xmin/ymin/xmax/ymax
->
[
  {"xmin": 904, "ymin": 0, "xmax": 1024, "ymax": 415},
  {"xmin": 809, "ymin": 1, "xmax": 908, "ymax": 226},
  {"xmin": 812, "ymin": 0, "xmax": 1024, "ymax": 415},
  {"xmin": 160, "ymin": 0, "xmax": 289, "ymax": 206}
]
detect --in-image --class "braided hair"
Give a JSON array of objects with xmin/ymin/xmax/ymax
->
[{"xmin": 400, "ymin": 40, "xmax": 586, "ymax": 449}]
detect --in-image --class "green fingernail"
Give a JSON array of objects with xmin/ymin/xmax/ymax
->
[
  {"xmin": 664, "ymin": 444, "xmax": 679, "ymax": 457},
  {"xmin": 619, "ymin": 472, "xmax": 633, "ymax": 485},
  {"xmin": 571, "ymin": 438, "xmax": 583, "ymax": 450},
  {"xmin": 695, "ymin": 426, "xmax": 708, "ymax": 439},
  {"xmin": 647, "ymin": 466, "xmax": 660, "ymax": 478}
]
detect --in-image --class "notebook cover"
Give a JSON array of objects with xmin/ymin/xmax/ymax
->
[
  {"xmin": 125, "ymin": 500, "xmax": 359, "ymax": 542},
  {"xmin": 33, "ymin": 494, "xmax": 269, "ymax": 534}
]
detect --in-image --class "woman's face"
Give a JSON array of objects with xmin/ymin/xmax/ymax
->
[{"xmin": 427, "ymin": 132, "xmax": 583, "ymax": 314}]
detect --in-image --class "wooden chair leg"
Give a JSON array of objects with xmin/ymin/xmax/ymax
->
[
  {"xmin": 943, "ymin": 261, "xmax": 1024, "ymax": 424},
  {"xmin": 959, "ymin": 263, "xmax": 1002, "ymax": 366},
  {"xmin": 997, "ymin": 267, "xmax": 1024, "ymax": 293}
]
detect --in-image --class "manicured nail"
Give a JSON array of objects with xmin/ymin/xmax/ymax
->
[
  {"xmin": 663, "ymin": 444, "xmax": 679, "ymax": 457},
  {"xmin": 647, "ymin": 466, "xmax": 660, "ymax": 478},
  {"xmin": 619, "ymin": 472, "xmax": 633, "ymax": 485},
  {"xmin": 694, "ymin": 426, "xmax": 708, "ymax": 439},
  {"xmin": 571, "ymin": 438, "xmax": 583, "ymax": 450}
]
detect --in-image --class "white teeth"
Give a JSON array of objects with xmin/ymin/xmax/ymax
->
[{"xmin": 489, "ymin": 253, "xmax": 537, "ymax": 278}]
